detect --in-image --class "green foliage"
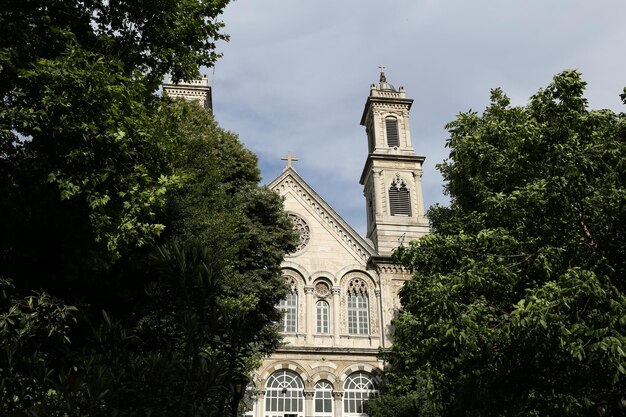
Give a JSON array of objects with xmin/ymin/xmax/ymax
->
[
  {"xmin": 0, "ymin": 0, "xmax": 230, "ymax": 262},
  {"xmin": 0, "ymin": 278, "xmax": 77, "ymax": 415},
  {"xmin": 0, "ymin": 1, "xmax": 297, "ymax": 415},
  {"xmin": 0, "ymin": 98, "xmax": 296, "ymax": 416},
  {"xmin": 376, "ymin": 71, "xmax": 626, "ymax": 417}
]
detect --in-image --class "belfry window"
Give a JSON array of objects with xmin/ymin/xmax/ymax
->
[
  {"xmin": 278, "ymin": 290, "xmax": 297, "ymax": 333},
  {"xmin": 389, "ymin": 178, "xmax": 411, "ymax": 216},
  {"xmin": 385, "ymin": 116, "xmax": 399, "ymax": 147}
]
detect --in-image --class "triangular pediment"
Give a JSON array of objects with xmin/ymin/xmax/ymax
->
[{"xmin": 269, "ymin": 168, "xmax": 376, "ymax": 268}]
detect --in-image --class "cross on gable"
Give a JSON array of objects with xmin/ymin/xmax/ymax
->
[{"xmin": 281, "ymin": 151, "xmax": 299, "ymax": 170}]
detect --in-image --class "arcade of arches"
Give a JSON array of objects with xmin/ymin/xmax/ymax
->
[{"xmin": 243, "ymin": 369, "xmax": 378, "ymax": 417}]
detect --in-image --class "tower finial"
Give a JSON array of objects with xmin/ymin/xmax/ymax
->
[{"xmin": 379, "ymin": 65, "xmax": 386, "ymax": 82}]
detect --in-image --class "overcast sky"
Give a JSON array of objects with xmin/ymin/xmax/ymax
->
[{"xmin": 208, "ymin": 0, "xmax": 626, "ymax": 235}]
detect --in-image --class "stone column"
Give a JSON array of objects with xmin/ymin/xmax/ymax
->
[
  {"xmin": 254, "ymin": 390, "xmax": 265, "ymax": 417},
  {"xmin": 332, "ymin": 287, "xmax": 341, "ymax": 345},
  {"xmin": 373, "ymin": 168, "xmax": 384, "ymax": 218},
  {"xmin": 332, "ymin": 390, "xmax": 344, "ymax": 417},
  {"xmin": 413, "ymin": 170, "xmax": 425, "ymax": 219},
  {"xmin": 374, "ymin": 288, "xmax": 383, "ymax": 347},
  {"xmin": 304, "ymin": 285, "xmax": 314, "ymax": 343},
  {"xmin": 304, "ymin": 389, "xmax": 315, "ymax": 417}
]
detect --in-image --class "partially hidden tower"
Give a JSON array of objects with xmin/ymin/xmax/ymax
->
[
  {"xmin": 162, "ymin": 74, "xmax": 213, "ymax": 110},
  {"xmin": 359, "ymin": 68, "xmax": 429, "ymax": 255}
]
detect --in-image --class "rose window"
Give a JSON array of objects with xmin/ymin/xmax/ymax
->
[{"xmin": 288, "ymin": 213, "xmax": 310, "ymax": 252}]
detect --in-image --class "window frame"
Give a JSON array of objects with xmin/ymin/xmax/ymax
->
[
  {"xmin": 343, "ymin": 372, "xmax": 378, "ymax": 416},
  {"xmin": 314, "ymin": 380, "xmax": 333, "ymax": 417},
  {"xmin": 265, "ymin": 370, "xmax": 305, "ymax": 416},
  {"xmin": 347, "ymin": 292, "xmax": 369, "ymax": 335},
  {"xmin": 316, "ymin": 300, "xmax": 330, "ymax": 334},
  {"xmin": 385, "ymin": 116, "xmax": 400, "ymax": 147},
  {"xmin": 278, "ymin": 290, "xmax": 298, "ymax": 333}
]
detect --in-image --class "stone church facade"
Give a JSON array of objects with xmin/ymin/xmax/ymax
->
[{"xmin": 165, "ymin": 70, "xmax": 429, "ymax": 417}]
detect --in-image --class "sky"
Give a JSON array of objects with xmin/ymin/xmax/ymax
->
[{"xmin": 208, "ymin": 0, "xmax": 626, "ymax": 235}]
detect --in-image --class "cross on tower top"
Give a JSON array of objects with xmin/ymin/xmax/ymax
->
[{"xmin": 281, "ymin": 151, "xmax": 299, "ymax": 171}]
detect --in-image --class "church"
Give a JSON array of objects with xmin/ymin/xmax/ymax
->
[{"xmin": 164, "ymin": 69, "xmax": 430, "ymax": 417}]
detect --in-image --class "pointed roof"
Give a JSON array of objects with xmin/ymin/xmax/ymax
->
[{"xmin": 269, "ymin": 167, "xmax": 376, "ymax": 262}]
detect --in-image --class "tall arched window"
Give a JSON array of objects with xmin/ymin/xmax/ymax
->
[
  {"xmin": 343, "ymin": 372, "xmax": 378, "ymax": 416},
  {"xmin": 314, "ymin": 380, "xmax": 333, "ymax": 417},
  {"xmin": 265, "ymin": 370, "xmax": 304, "ymax": 416},
  {"xmin": 389, "ymin": 177, "xmax": 411, "ymax": 216},
  {"xmin": 347, "ymin": 279, "xmax": 369, "ymax": 335},
  {"xmin": 278, "ymin": 290, "xmax": 297, "ymax": 333},
  {"xmin": 316, "ymin": 300, "xmax": 329, "ymax": 334},
  {"xmin": 385, "ymin": 116, "xmax": 399, "ymax": 147}
]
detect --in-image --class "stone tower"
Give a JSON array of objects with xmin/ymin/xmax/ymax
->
[
  {"xmin": 162, "ymin": 74, "xmax": 213, "ymax": 110},
  {"xmin": 359, "ymin": 68, "xmax": 429, "ymax": 255}
]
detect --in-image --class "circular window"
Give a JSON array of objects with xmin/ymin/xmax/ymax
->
[
  {"xmin": 315, "ymin": 281, "xmax": 330, "ymax": 298},
  {"xmin": 288, "ymin": 213, "xmax": 310, "ymax": 253}
]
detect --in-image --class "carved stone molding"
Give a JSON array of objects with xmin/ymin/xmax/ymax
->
[{"xmin": 278, "ymin": 178, "xmax": 370, "ymax": 261}]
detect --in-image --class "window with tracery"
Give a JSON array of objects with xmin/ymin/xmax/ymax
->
[
  {"xmin": 314, "ymin": 380, "xmax": 333, "ymax": 417},
  {"xmin": 389, "ymin": 177, "xmax": 411, "ymax": 216},
  {"xmin": 316, "ymin": 300, "xmax": 329, "ymax": 334},
  {"xmin": 343, "ymin": 372, "xmax": 378, "ymax": 416},
  {"xmin": 265, "ymin": 370, "xmax": 304, "ymax": 416},
  {"xmin": 385, "ymin": 116, "xmax": 399, "ymax": 147},
  {"xmin": 347, "ymin": 279, "xmax": 369, "ymax": 335},
  {"xmin": 288, "ymin": 213, "xmax": 310, "ymax": 252}
]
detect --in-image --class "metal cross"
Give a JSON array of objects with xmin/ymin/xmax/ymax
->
[
  {"xmin": 281, "ymin": 151, "xmax": 299, "ymax": 170},
  {"xmin": 379, "ymin": 65, "xmax": 387, "ymax": 82}
]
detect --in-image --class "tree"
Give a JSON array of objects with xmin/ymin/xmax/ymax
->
[
  {"xmin": 1, "ymin": 1, "xmax": 298, "ymax": 414},
  {"xmin": 375, "ymin": 71, "xmax": 626, "ymax": 417},
  {"xmin": 0, "ymin": 0, "xmax": 230, "ymax": 268}
]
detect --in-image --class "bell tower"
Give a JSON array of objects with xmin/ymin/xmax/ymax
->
[
  {"xmin": 163, "ymin": 74, "xmax": 213, "ymax": 110},
  {"xmin": 359, "ymin": 67, "xmax": 429, "ymax": 255}
]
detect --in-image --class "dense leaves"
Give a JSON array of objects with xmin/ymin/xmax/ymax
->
[
  {"xmin": 1, "ymin": 1, "xmax": 297, "ymax": 415},
  {"xmin": 376, "ymin": 71, "xmax": 626, "ymax": 417}
]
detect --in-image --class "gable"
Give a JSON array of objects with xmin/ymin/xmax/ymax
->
[{"xmin": 269, "ymin": 169, "xmax": 376, "ymax": 274}]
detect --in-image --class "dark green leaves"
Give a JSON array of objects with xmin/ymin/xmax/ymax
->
[{"xmin": 376, "ymin": 71, "xmax": 626, "ymax": 417}]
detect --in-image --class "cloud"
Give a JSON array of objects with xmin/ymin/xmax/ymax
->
[{"xmin": 211, "ymin": 0, "xmax": 626, "ymax": 235}]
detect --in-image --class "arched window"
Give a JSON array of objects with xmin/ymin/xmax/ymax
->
[
  {"xmin": 278, "ymin": 290, "xmax": 297, "ymax": 333},
  {"xmin": 343, "ymin": 372, "xmax": 378, "ymax": 416},
  {"xmin": 316, "ymin": 300, "xmax": 329, "ymax": 334},
  {"xmin": 314, "ymin": 380, "xmax": 333, "ymax": 417},
  {"xmin": 385, "ymin": 116, "xmax": 399, "ymax": 147},
  {"xmin": 347, "ymin": 279, "xmax": 369, "ymax": 335},
  {"xmin": 389, "ymin": 177, "xmax": 411, "ymax": 216},
  {"xmin": 265, "ymin": 370, "xmax": 304, "ymax": 416}
]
